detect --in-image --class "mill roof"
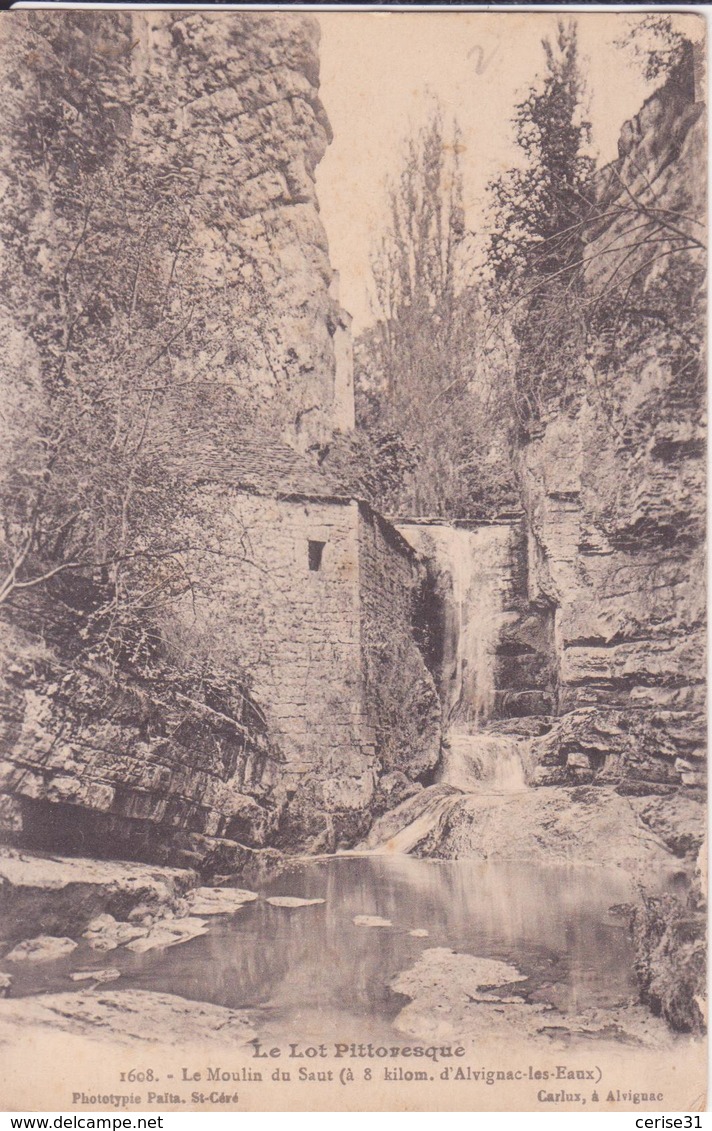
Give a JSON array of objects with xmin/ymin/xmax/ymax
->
[
  {"xmin": 140, "ymin": 385, "xmax": 418, "ymax": 558},
  {"xmin": 172, "ymin": 431, "xmax": 345, "ymax": 499}
]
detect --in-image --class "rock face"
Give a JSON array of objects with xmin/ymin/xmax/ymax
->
[
  {"xmin": 382, "ymin": 783, "xmax": 697, "ymax": 873},
  {"xmin": 0, "ymin": 620, "xmax": 281, "ymax": 866},
  {"xmin": 631, "ymin": 887, "xmax": 706, "ymax": 1034},
  {"xmin": 0, "ymin": 13, "xmax": 438, "ymax": 862},
  {"xmin": 1, "ymin": 11, "xmax": 348, "ymax": 451},
  {"xmin": 520, "ymin": 59, "xmax": 706, "ymax": 791},
  {"xmin": 128, "ymin": 11, "xmax": 353, "ymax": 450}
]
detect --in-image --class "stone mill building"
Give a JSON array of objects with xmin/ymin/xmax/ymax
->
[{"xmin": 165, "ymin": 415, "xmax": 442, "ymax": 848}]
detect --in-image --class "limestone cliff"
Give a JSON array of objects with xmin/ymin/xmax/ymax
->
[
  {"xmin": 522, "ymin": 57, "xmax": 706, "ymax": 791},
  {"xmin": 0, "ymin": 11, "xmax": 347, "ymax": 450},
  {"xmin": 0, "ymin": 12, "xmax": 356, "ymax": 865},
  {"xmin": 127, "ymin": 11, "xmax": 347, "ymax": 449},
  {"xmin": 0, "ymin": 617, "xmax": 282, "ymax": 872}
]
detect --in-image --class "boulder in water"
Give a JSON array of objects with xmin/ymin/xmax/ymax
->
[
  {"xmin": 70, "ymin": 968, "xmax": 121, "ymax": 984},
  {"xmin": 125, "ymin": 917, "xmax": 208, "ymax": 952},
  {"xmin": 394, "ymin": 947, "xmax": 526, "ymax": 998},
  {"xmin": 265, "ymin": 896, "xmax": 325, "ymax": 908},
  {"xmin": 5, "ymin": 935, "xmax": 78, "ymax": 963},
  {"xmin": 83, "ymin": 916, "xmax": 148, "ymax": 951},
  {"xmin": 186, "ymin": 887, "xmax": 259, "ymax": 915},
  {"xmin": 353, "ymin": 915, "xmax": 392, "ymax": 928}
]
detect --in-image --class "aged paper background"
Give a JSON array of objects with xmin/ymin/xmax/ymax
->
[{"xmin": 0, "ymin": 7, "xmax": 707, "ymax": 1113}]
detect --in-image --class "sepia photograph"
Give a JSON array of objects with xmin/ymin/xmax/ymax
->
[{"xmin": 0, "ymin": 6, "xmax": 706, "ymax": 1113}]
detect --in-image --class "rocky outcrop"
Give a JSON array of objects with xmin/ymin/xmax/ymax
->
[
  {"xmin": 1, "ymin": 11, "xmax": 347, "ymax": 451},
  {"xmin": 630, "ymin": 884, "xmax": 706, "ymax": 1034},
  {"xmin": 0, "ymin": 622, "xmax": 281, "ymax": 868},
  {"xmin": 128, "ymin": 10, "xmax": 350, "ymax": 450},
  {"xmin": 0, "ymin": 12, "xmax": 359, "ymax": 865},
  {"xmin": 0, "ymin": 847, "xmax": 195, "ymax": 943},
  {"xmin": 521, "ymin": 57, "xmax": 706, "ymax": 791},
  {"xmin": 408, "ymin": 784, "xmax": 692, "ymax": 873},
  {"xmin": 0, "ymin": 988, "xmax": 255, "ymax": 1047}
]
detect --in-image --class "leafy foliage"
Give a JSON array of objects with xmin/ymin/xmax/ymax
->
[
  {"xmin": 615, "ymin": 14, "xmax": 692, "ymax": 82},
  {"xmin": 0, "ymin": 14, "xmax": 268, "ymax": 728},
  {"xmin": 632, "ymin": 890, "xmax": 706, "ymax": 1034},
  {"xmin": 487, "ymin": 20, "xmax": 595, "ymax": 429},
  {"xmin": 336, "ymin": 109, "xmax": 518, "ymax": 519}
]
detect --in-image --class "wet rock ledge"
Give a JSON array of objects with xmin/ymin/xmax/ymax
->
[
  {"xmin": 0, "ymin": 989, "xmax": 255, "ymax": 1048},
  {"xmin": 0, "ymin": 845, "xmax": 262, "ymax": 1048},
  {"xmin": 0, "ymin": 847, "xmax": 196, "ymax": 943}
]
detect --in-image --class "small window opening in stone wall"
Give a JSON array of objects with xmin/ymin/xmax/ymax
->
[{"xmin": 308, "ymin": 539, "xmax": 326, "ymax": 571}]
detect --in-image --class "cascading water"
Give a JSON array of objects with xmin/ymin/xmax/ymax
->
[
  {"xmin": 446, "ymin": 524, "xmax": 516, "ymax": 728},
  {"xmin": 364, "ymin": 520, "xmax": 533, "ymax": 853},
  {"xmin": 441, "ymin": 730, "xmax": 529, "ymax": 793},
  {"xmin": 396, "ymin": 519, "xmax": 530, "ymax": 793},
  {"xmin": 396, "ymin": 521, "xmax": 518, "ymax": 728}
]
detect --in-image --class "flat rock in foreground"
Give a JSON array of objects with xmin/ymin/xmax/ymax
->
[
  {"xmin": 0, "ymin": 848, "xmax": 196, "ymax": 942},
  {"xmin": 391, "ymin": 947, "xmax": 674, "ymax": 1052},
  {"xmin": 0, "ymin": 849, "xmax": 192, "ymax": 895},
  {"xmin": 0, "ymin": 989, "xmax": 255, "ymax": 1047},
  {"xmin": 186, "ymin": 887, "xmax": 259, "ymax": 915}
]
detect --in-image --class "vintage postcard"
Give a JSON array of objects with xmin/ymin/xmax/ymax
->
[{"xmin": 0, "ymin": 6, "xmax": 706, "ymax": 1113}]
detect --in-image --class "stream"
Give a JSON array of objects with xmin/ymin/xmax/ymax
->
[
  {"xmin": 6, "ymin": 852, "xmax": 642, "ymax": 1047},
  {"xmin": 3, "ymin": 725, "xmax": 664, "ymax": 1048}
]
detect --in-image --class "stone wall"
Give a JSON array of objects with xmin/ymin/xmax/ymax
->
[
  {"xmin": 180, "ymin": 488, "xmax": 377, "ymax": 847},
  {"xmin": 176, "ymin": 489, "xmax": 442, "ymax": 845},
  {"xmin": 359, "ymin": 507, "xmax": 441, "ymax": 808},
  {"xmin": 521, "ymin": 59, "xmax": 706, "ymax": 790}
]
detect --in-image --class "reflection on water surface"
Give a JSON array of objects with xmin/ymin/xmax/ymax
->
[{"xmin": 45, "ymin": 856, "xmax": 637, "ymax": 1042}]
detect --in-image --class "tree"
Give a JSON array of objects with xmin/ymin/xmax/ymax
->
[
  {"xmin": 326, "ymin": 107, "xmax": 517, "ymax": 519},
  {"xmin": 487, "ymin": 19, "xmax": 595, "ymax": 427},
  {"xmin": 0, "ymin": 14, "xmax": 271, "ymax": 734},
  {"xmin": 615, "ymin": 13, "xmax": 692, "ymax": 83}
]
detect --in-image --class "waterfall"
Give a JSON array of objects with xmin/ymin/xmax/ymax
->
[
  {"xmin": 441, "ymin": 731, "xmax": 529, "ymax": 793},
  {"xmin": 372, "ymin": 792, "xmax": 460, "ymax": 854},
  {"xmin": 396, "ymin": 521, "xmax": 517, "ymax": 727},
  {"xmin": 361, "ymin": 731, "xmax": 530, "ymax": 855},
  {"xmin": 392, "ymin": 518, "xmax": 531, "ymax": 819},
  {"xmin": 448, "ymin": 525, "xmax": 515, "ymax": 726}
]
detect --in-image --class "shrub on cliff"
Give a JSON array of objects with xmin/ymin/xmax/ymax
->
[
  {"xmin": 486, "ymin": 19, "xmax": 595, "ymax": 430},
  {"xmin": 631, "ymin": 890, "xmax": 706, "ymax": 1035},
  {"xmin": 0, "ymin": 16, "xmax": 277, "ymax": 744}
]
